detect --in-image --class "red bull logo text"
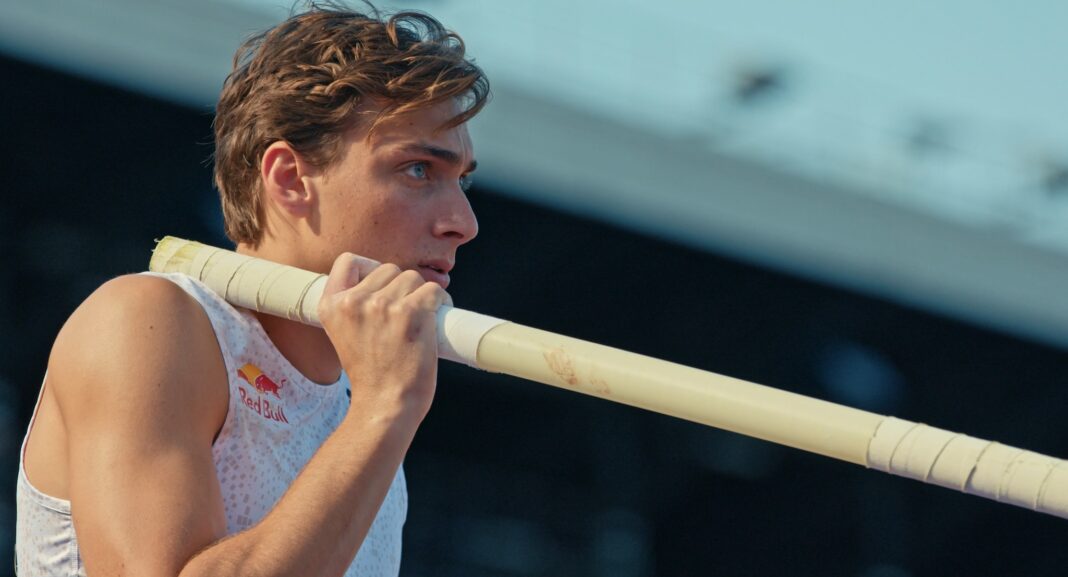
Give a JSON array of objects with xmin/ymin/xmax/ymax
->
[
  {"xmin": 236, "ymin": 363, "xmax": 288, "ymax": 424},
  {"xmin": 237, "ymin": 387, "xmax": 289, "ymax": 423}
]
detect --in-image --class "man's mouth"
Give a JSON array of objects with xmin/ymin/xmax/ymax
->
[
  {"xmin": 418, "ymin": 261, "xmax": 452, "ymax": 287},
  {"xmin": 418, "ymin": 258, "xmax": 453, "ymax": 274}
]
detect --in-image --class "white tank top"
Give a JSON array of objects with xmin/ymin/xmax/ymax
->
[{"xmin": 15, "ymin": 272, "xmax": 407, "ymax": 576}]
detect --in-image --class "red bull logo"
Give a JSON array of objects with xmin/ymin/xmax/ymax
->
[
  {"xmin": 237, "ymin": 363, "xmax": 284, "ymax": 398},
  {"xmin": 236, "ymin": 363, "xmax": 289, "ymax": 424}
]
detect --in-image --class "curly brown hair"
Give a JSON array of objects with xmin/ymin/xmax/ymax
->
[{"xmin": 213, "ymin": 2, "xmax": 490, "ymax": 245}]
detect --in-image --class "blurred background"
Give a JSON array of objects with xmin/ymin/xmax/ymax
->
[{"xmin": 2, "ymin": 0, "xmax": 1068, "ymax": 575}]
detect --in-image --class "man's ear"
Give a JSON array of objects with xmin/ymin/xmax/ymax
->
[{"xmin": 261, "ymin": 141, "xmax": 315, "ymax": 217}]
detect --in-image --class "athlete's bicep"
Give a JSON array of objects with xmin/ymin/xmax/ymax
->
[{"xmin": 51, "ymin": 276, "xmax": 230, "ymax": 577}]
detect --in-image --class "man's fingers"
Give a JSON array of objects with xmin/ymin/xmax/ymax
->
[
  {"xmin": 322, "ymin": 253, "xmax": 381, "ymax": 298},
  {"xmin": 379, "ymin": 270, "xmax": 429, "ymax": 300},
  {"xmin": 353, "ymin": 263, "xmax": 407, "ymax": 294},
  {"xmin": 409, "ymin": 281, "xmax": 451, "ymax": 311},
  {"xmin": 322, "ymin": 257, "xmax": 451, "ymax": 323}
]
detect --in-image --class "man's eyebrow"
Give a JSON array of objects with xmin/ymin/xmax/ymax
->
[{"xmin": 397, "ymin": 143, "xmax": 478, "ymax": 173}]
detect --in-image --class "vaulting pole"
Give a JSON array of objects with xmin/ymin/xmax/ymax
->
[{"xmin": 149, "ymin": 236, "xmax": 1068, "ymax": 519}]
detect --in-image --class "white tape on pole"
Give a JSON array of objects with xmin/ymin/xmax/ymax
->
[
  {"xmin": 868, "ymin": 417, "xmax": 1068, "ymax": 513},
  {"xmin": 149, "ymin": 236, "xmax": 504, "ymax": 367},
  {"xmin": 437, "ymin": 306, "xmax": 507, "ymax": 366}
]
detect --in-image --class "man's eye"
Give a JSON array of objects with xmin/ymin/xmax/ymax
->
[
  {"xmin": 405, "ymin": 163, "xmax": 429, "ymax": 179},
  {"xmin": 459, "ymin": 174, "xmax": 473, "ymax": 191}
]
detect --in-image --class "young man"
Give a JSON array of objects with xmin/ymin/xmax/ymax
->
[{"xmin": 16, "ymin": 5, "xmax": 488, "ymax": 576}]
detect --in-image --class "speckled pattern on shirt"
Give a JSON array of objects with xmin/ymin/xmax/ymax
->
[{"xmin": 15, "ymin": 272, "xmax": 407, "ymax": 576}]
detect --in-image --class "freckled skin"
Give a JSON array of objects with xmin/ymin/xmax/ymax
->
[
  {"xmin": 240, "ymin": 99, "xmax": 480, "ymax": 384},
  {"xmin": 257, "ymin": 100, "xmax": 479, "ymax": 281}
]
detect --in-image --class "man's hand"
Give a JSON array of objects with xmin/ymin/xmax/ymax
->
[{"xmin": 317, "ymin": 253, "xmax": 451, "ymax": 424}]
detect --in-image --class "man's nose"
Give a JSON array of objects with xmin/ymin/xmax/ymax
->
[{"xmin": 434, "ymin": 189, "xmax": 479, "ymax": 244}]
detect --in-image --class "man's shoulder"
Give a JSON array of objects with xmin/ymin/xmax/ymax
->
[
  {"xmin": 48, "ymin": 274, "xmax": 229, "ymax": 424},
  {"xmin": 86, "ymin": 272, "xmax": 202, "ymax": 312},
  {"xmin": 54, "ymin": 273, "xmax": 212, "ymax": 353}
]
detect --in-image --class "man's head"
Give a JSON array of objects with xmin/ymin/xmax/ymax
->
[{"xmin": 213, "ymin": 3, "xmax": 489, "ymax": 250}]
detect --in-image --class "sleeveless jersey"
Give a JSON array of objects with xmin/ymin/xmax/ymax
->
[{"xmin": 15, "ymin": 272, "xmax": 407, "ymax": 576}]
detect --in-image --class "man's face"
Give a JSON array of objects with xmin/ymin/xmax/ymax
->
[{"xmin": 308, "ymin": 99, "xmax": 479, "ymax": 288}]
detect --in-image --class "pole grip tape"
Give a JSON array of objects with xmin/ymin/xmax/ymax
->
[
  {"xmin": 149, "ymin": 236, "xmax": 505, "ymax": 367},
  {"xmin": 868, "ymin": 417, "xmax": 1068, "ymax": 518}
]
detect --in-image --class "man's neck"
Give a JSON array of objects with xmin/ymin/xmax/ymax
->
[
  {"xmin": 236, "ymin": 238, "xmax": 342, "ymax": 385},
  {"xmin": 253, "ymin": 311, "xmax": 342, "ymax": 385}
]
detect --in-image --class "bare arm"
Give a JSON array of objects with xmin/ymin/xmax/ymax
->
[
  {"xmin": 55, "ymin": 254, "xmax": 443, "ymax": 577},
  {"xmin": 53, "ymin": 275, "xmax": 230, "ymax": 576}
]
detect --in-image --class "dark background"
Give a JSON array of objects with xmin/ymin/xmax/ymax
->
[{"xmin": 3, "ymin": 54, "xmax": 1067, "ymax": 576}]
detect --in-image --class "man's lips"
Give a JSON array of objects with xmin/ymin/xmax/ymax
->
[
  {"xmin": 419, "ymin": 259, "xmax": 453, "ymax": 274},
  {"xmin": 418, "ymin": 260, "xmax": 453, "ymax": 288}
]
